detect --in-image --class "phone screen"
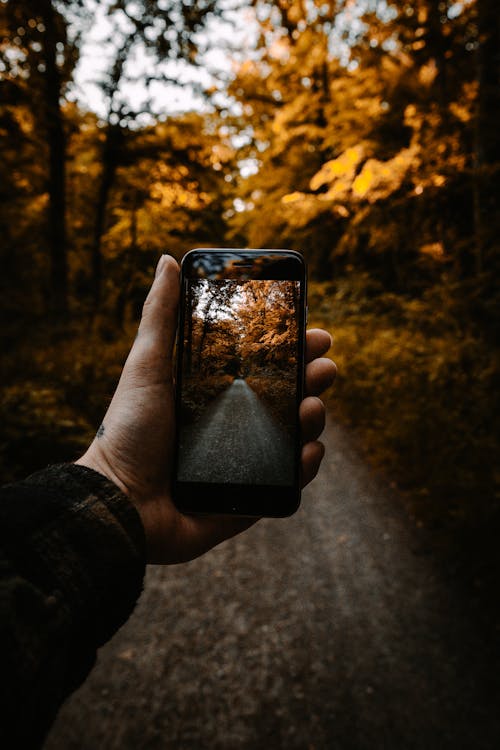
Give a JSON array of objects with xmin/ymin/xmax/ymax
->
[{"xmin": 174, "ymin": 249, "xmax": 306, "ymax": 516}]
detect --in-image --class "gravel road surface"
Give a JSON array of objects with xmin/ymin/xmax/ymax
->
[
  {"xmin": 46, "ymin": 418, "xmax": 499, "ymax": 750},
  {"xmin": 178, "ymin": 379, "xmax": 293, "ymax": 484}
]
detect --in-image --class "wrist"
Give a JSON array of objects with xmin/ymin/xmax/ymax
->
[
  {"xmin": 75, "ymin": 447, "xmax": 151, "ymax": 554},
  {"xmin": 75, "ymin": 446, "xmax": 131, "ymax": 501}
]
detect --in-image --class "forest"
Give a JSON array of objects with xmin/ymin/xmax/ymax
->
[
  {"xmin": 0, "ymin": 0, "xmax": 498, "ymax": 565},
  {"xmin": 180, "ymin": 279, "xmax": 299, "ymax": 430}
]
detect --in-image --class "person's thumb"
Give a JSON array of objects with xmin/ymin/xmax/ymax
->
[{"xmin": 120, "ymin": 254, "xmax": 180, "ymax": 387}]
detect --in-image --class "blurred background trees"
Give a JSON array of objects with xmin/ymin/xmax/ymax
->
[{"xmin": 0, "ymin": 0, "xmax": 498, "ymax": 554}]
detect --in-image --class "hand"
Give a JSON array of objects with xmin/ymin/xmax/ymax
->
[{"xmin": 76, "ymin": 255, "xmax": 337, "ymax": 564}]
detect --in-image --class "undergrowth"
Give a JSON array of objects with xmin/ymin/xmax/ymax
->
[
  {"xmin": 308, "ymin": 275, "xmax": 499, "ymax": 533},
  {"xmin": 0, "ymin": 316, "xmax": 134, "ymax": 483}
]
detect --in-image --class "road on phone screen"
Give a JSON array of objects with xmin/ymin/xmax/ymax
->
[
  {"xmin": 177, "ymin": 378, "xmax": 294, "ymax": 485},
  {"xmin": 46, "ymin": 417, "xmax": 498, "ymax": 750}
]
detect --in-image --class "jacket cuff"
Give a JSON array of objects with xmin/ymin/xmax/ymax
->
[{"xmin": 0, "ymin": 463, "xmax": 146, "ymax": 647}]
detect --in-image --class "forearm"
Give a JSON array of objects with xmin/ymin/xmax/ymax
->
[{"xmin": 0, "ymin": 463, "xmax": 146, "ymax": 747}]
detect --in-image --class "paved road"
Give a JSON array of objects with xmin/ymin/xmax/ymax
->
[
  {"xmin": 46, "ymin": 419, "xmax": 499, "ymax": 750},
  {"xmin": 178, "ymin": 379, "xmax": 294, "ymax": 485}
]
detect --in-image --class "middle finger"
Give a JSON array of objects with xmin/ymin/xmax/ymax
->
[
  {"xmin": 300, "ymin": 396, "xmax": 326, "ymax": 443},
  {"xmin": 305, "ymin": 357, "xmax": 337, "ymax": 396}
]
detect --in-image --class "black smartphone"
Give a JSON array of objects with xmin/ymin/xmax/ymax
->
[{"xmin": 173, "ymin": 248, "xmax": 307, "ymax": 517}]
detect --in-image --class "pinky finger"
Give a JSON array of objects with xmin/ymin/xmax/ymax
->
[{"xmin": 300, "ymin": 441, "xmax": 325, "ymax": 488}]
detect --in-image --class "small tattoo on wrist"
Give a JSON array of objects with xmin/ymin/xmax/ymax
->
[{"xmin": 96, "ymin": 423, "xmax": 105, "ymax": 438}]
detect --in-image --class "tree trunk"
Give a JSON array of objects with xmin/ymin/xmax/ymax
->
[
  {"xmin": 185, "ymin": 282, "xmax": 194, "ymax": 375},
  {"xmin": 40, "ymin": 0, "xmax": 68, "ymax": 315},
  {"xmin": 197, "ymin": 299, "xmax": 214, "ymax": 370},
  {"xmin": 426, "ymin": 0, "xmax": 449, "ymax": 117},
  {"xmin": 474, "ymin": 0, "xmax": 500, "ymax": 274},
  {"xmin": 115, "ymin": 191, "xmax": 139, "ymax": 328},
  {"xmin": 91, "ymin": 123, "xmax": 123, "ymax": 311}
]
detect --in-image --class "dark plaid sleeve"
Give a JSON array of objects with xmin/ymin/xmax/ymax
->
[{"xmin": 0, "ymin": 463, "xmax": 146, "ymax": 748}]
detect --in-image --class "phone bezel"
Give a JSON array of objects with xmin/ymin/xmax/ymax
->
[{"xmin": 173, "ymin": 248, "xmax": 307, "ymax": 518}]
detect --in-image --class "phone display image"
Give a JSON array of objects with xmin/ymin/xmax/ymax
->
[
  {"xmin": 173, "ymin": 248, "xmax": 306, "ymax": 516},
  {"xmin": 177, "ymin": 276, "xmax": 299, "ymax": 486}
]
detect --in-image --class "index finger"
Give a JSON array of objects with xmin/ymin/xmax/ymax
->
[{"xmin": 306, "ymin": 328, "xmax": 333, "ymax": 364}]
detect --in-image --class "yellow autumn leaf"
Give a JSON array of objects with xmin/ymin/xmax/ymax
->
[
  {"xmin": 310, "ymin": 145, "xmax": 364, "ymax": 191},
  {"xmin": 352, "ymin": 149, "xmax": 414, "ymax": 201},
  {"xmin": 419, "ymin": 60, "xmax": 438, "ymax": 86},
  {"xmin": 322, "ymin": 178, "xmax": 353, "ymax": 201},
  {"xmin": 420, "ymin": 242, "xmax": 446, "ymax": 260},
  {"xmin": 352, "ymin": 163, "xmax": 375, "ymax": 197},
  {"xmin": 281, "ymin": 191, "xmax": 305, "ymax": 204}
]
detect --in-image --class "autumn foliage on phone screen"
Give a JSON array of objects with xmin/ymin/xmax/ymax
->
[{"xmin": 173, "ymin": 249, "xmax": 306, "ymax": 516}]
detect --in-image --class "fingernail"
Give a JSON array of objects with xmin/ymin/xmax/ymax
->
[{"xmin": 155, "ymin": 254, "xmax": 168, "ymax": 279}]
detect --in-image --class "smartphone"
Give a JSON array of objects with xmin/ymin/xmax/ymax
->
[{"xmin": 173, "ymin": 248, "xmax": 307, "ymax": 517}]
